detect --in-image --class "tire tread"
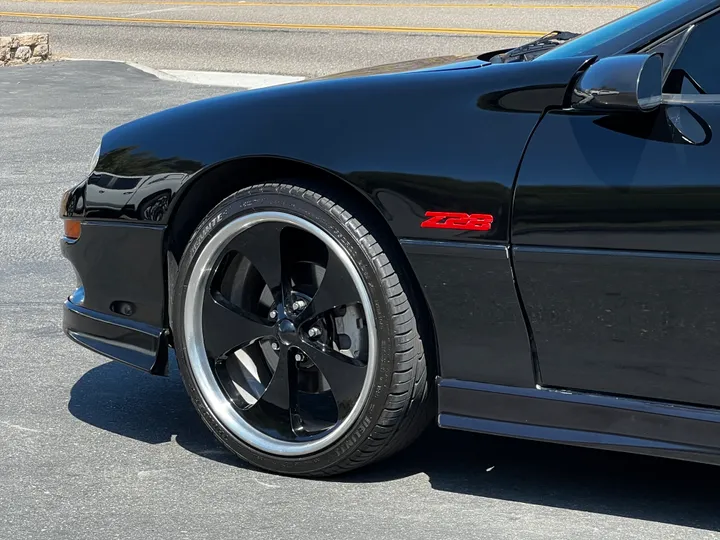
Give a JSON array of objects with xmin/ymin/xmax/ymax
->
[{"xmin": 177, "ymin": 181, "xmax": 434, "ymax": 477}]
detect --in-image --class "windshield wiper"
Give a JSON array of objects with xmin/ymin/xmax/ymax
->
[{"xmin": 489, "ymin": 31, "xmax": 581, "ymax": 63}]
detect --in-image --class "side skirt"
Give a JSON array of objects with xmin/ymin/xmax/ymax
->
[{"xmin": 438, "ymin": 378, "xmax": 720, "ymax": 465}]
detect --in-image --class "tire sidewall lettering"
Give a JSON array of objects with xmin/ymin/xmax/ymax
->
[
  {"xmin": 173, "ymin": 184, "xmax": 420, "ymax": 475},
  {"xmin": 187, "ymin": 209, "xmax": 228, "ymax": 263}
]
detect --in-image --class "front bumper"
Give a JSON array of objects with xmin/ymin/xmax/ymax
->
[
  {"xmin": 59, "ymin": 197, "xmax": 171, "ymax": 375},
  {"xmin": 63, "ymin": 287, "xmax": 169, "ymax": 375}
]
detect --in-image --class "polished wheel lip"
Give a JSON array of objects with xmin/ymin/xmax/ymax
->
[{"xmin": 184, "ymin": 211, "xmax": 378, "ymax": 457}]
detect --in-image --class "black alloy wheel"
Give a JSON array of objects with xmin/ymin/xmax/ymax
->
[{"xmin": 173, "ymin": 182, "xmax": 433, "ymax": 476}]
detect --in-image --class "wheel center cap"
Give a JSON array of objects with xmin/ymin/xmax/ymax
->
[{"xmin": 277, "ymin": 318, "xmax": 296, "ymax": 345}]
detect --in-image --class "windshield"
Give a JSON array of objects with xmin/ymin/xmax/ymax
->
[
  {"xmin": 537, "ymin": 0, "xmax": 714, "ymax": 61},
  {"xmin": 488, "ymin": 31, "xmax": 580, "ymax": 63}
]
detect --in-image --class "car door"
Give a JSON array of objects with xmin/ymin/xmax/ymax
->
[{"xmin": 511, "ymin": 10, "xmax": 720, "ymax": 407}]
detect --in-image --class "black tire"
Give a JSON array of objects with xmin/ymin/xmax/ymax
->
[{"xmin": 172, "ymin": 182, "xmax": 433, "ymax": 477}]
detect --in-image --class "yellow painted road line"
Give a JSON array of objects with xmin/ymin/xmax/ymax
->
[
  {"xmin": 1, "ymin": 0, "xmax": 640, "ymax": 10},
  {"xmin": 0, "ymin": 11, "xmax": 552, "ymax": 35}
]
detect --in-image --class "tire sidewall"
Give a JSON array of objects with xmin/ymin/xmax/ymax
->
[{"xmin": 173, "ymin": 186, "xmax": 398, "ymax": 475}]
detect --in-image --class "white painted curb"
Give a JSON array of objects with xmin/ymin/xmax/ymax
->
[
  {"xmin": 163, "ymin": 69, "xmax": 304, "ymax": 89},
  {"xmin": 66, "ymin": 58, "xmax": 305, "ymax": 89}
]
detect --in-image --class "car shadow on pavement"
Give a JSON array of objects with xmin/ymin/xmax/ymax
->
[
  {"xmin": 68, "ymin": 360, "xmax": 241, "ymax": 467},
  {"xmin": 70, "ymin": 361, "xmax": 720, "ymax": 532},
  {"xmin": 346, "ymin": 426, "xmax": 720, "ymax": 532}
]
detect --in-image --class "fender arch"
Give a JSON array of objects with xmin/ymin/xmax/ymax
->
[{"xmin": 164, "ymin": 155, "xmax": 439, "ymax": 377}]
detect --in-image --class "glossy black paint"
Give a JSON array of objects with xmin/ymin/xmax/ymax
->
[
  {"xmin": 59, "ymin": 54, "xmax": 570, "ymax": 384},
  {"xmin": 61, "ymin": 53, "xmax": 594, "ymax": 383},
  {"xmin": 70, "ymin": 53, "xmax": 593, "ymax": 246},
  {"xmin": 400, "ymin": 240, "xmax": 534, "ymax": 386},
  {"xmin": 62, "ymin": 221, "xmax": 167, "ymax": 327},
  {"xmin": 60, "ymin": 0, "xmax": 720, "ymax": 468},
  {"xmin": 513, "ymin": 104, "xmax": 720, "ymax": 253},
  {"xmin": 512, "ymin": 97, "xmax": 720, "ymax": 408},
  {"xmin": 438, "ymin": 379, "xmax": 720, "ymax": 465},
  {"xmin": 513, "ymin": 247, "xmax": 720, "ymax": 407},
  {"xmin": 64, "ymin": 288, "xmax": 168, "ymax": 375}
]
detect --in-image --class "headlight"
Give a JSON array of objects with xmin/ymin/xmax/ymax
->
[{"xmin": 88, "ymin": 143, "xmax": 101, "ymax": 174}]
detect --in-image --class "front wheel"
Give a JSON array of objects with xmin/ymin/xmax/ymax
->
[{"xmin": 172, "ymin": 182, "xmax": 433, "ymax": 476}]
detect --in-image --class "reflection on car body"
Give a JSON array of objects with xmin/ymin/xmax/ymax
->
[{"xmin": 59, "ymin": 0, "xmax": 720, "ymax": 477}]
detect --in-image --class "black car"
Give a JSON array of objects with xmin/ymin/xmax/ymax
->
[{"xmin": 60, "ymin": 0, "xmax": 720, "ymax": 476}]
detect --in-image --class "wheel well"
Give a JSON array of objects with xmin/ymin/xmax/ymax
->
[
  {"xmin": 167, "ymin": 158, "xmax": 372, "ymax": 263},
  {"xmin": 165, "ymin": 156, "xmax": 439, "ymax": 378}
]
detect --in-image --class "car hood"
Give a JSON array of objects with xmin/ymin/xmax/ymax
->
[{"xmin": 312, "ymin": 54, "xmax": 490, "ymax": 81}]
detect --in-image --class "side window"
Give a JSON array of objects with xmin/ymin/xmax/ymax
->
[
  {"xmin": 91, "ymin": 174, "xmax": 112, "ymax": 189},
  {"xmin": 661, "ymin": 12, "xmax": 720, "ymax": 94},
  {"xmin": 110, "ymin": 177, "xmax": 141, "ymax": 190}
]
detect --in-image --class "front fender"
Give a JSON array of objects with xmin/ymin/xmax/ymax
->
[{"xmin": 84, "ymin": 55, "xmax": 593, "ymax": 244}]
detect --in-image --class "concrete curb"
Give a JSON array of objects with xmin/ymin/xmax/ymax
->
[
  {"xmin": 163, "ymin": 69, "xmax": 305, "ymax": 88},
  {"xmin": 66, "ymin": 58, "xmax": 305, "ymax": 89}
]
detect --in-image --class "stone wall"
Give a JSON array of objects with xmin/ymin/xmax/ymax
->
[{"xmin": 0, "ymin": 33, "xmax": 51, "ymax": 66}]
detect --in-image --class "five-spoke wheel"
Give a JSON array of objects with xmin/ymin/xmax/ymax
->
[{"xmin": 174, "ymin": 183, "xmax": 431, "ymax": 475}]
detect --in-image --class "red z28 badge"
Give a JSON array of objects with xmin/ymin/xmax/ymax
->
[{"xmin": 420, "ymin": 211, "xmax": 494, "ymax": 231}]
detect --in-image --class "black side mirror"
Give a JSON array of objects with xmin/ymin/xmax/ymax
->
[{"xmin": 571, "ymin": 53, "xmax": 663, "ymax": 112}]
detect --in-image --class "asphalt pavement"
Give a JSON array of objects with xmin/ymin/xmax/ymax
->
[
  {"xmin": 0, "ymin": 0, "xmax": 651, "ymax": 76},
  {"xmin": 1, "ymin": 59, "xmax": 720, "ymax": 540}
]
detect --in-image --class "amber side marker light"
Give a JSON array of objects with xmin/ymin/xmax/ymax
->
[{"xmin": 63, "ymin": 219, "xmax": 82, "ymax": 240}]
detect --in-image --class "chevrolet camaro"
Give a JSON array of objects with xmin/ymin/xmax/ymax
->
[{"xmin": 60, "ymin": 0, "xmax": 720, "ymax": 476}]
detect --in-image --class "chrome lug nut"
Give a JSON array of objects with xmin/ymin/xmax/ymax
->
[
  {"xmin": 269, "ymin": 309, "xmax": 277, "ymax": 320},
  {"xmin": 294, "ymin": 353, "xmax": 303, "ymax": 362},
  {"xmin": 292, "ymin": 299, "xmax": 306, "ymax": 311},
  {"xmin": 308, "ymin": 327, "xmax": 321, "ymax": 338},
  {"xmin": 271, "ymin": 342, "xmax": 280, "ymax": 351}
]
